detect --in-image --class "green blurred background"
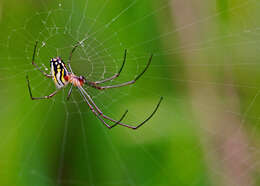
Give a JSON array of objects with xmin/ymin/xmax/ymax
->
[{"xmin": 0, "ymin": 0, "xmax": 260, "ymax": 186}]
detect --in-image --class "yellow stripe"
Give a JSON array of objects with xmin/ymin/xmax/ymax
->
[
  {"xmin": 52, "ymin": 64, "xmax": 57, "ymax": 84},
  {"xmin": 57, "ymin": 68, "xmax": 62, "ymax": 85}
]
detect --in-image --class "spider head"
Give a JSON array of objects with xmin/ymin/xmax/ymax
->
[{"xmin": 78, "ymin": 75, "xmax": 86, "ymax": 85}]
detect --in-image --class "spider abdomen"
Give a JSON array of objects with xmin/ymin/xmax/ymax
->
[{"xmin": 50, "ymin": 57, "xmax": 69, "ymax": 88}]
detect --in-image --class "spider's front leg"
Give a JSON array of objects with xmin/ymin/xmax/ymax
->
[
  {"xmin": 78, "ymin": 86, "xmax": 163, "ymax": 130},
  {"xmin": 91, "ymin": 49, "xmax": 127, "ymax": 85},
  {"xmin": 78, "ymin": 86, "xmax": 128, "ymax": 129},
  {"xmin": 86, "ymin": 54, "xmax": 153, "ymax": 90}
]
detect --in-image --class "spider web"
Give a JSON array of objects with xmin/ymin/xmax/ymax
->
[{"xmin": 0, "ymin": 0, "xmax": 260, "ymax": 185}]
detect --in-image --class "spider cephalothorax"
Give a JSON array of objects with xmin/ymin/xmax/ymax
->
[{"xmin": 26, "ymin": 41, "xmax": 162, "ymax": 130}]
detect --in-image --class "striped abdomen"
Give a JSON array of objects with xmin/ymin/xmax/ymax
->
[{"xmin": 50, "ymin": 57, "xmax": 69, "ymax": 88}]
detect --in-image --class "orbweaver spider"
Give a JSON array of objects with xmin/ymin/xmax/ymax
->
[{"xmin": 26, "ymin": 41, "xmax": 163, "ymax": 129}]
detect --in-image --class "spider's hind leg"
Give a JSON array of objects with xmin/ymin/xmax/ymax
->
[
  {"xmin": 26, "ymin": 75, "xmax": 59, "ymax": 100},
  {"xmin": 31, "ymin": 41, "xmax": 52, "ymax": 78}
]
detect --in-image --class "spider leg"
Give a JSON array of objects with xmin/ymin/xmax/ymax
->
[
  {"xmin": 110, "ymin": 109, "xmax": 129, "ymax": 128},
  {"xmin": 86, "ymin": 54, "xmax": 153, "ymax": 90},
  {"xmin": 67, "ymin": 42, "xmax": 80, "ymax": 73},
  {"xmin": 104, "ymin": 96, "xmax": 163, "ymax": 129},
  {"xmin": 31, "ymin": 41, "xmax": 52, "ymax": 78},
  {"xmin": 78, "ymin": 87, "xmax": 128, "ymax": 129},
  {"xmin": 93, "ymin": 49, "xmax": 127, "ymax": 84},
  {"xmin": 66, "ymin": 84, "xmax": 73, "ymax": 101},
  {"xmin": 26, "ymin": 75, "xmax": 59, "ymax": 100},
  {"xmin": 79, "ymin": 86, "xmax": 162, "ymax": 129}
]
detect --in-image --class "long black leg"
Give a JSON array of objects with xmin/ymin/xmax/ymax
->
[
  {"xmin": 110, "ymin": 110, "xmax": 128, "ymax": 128},
  {"xmin": 78, "ymin": 87, "xmax": 128, "ymax": 129},
  {"xmin": 31, "ymin": 41, "xmax": 52, "ymax": 78},
  {"xmin": 79, "ymin": 86, "xmax": 162, "ymax": 129},
  {"xmin": 93, "ymin": 49, "xmax": 127, "ymax": 84},
  {"xmin": 26, "ymin": 75, "xmax": 59, "ymax": 100},
  {"xmin": 67, "ymin": 42, "xmax": 80, "ymax": 73},
  {"xmin": 66, "ymin": 85, "xmax": 73, "ymax": 101},
  {"xmin": 86, "ymin": 54, "xmax": 153, "ymax": 90}
]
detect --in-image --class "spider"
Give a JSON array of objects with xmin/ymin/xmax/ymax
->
[{"xmin": 26, "ymin": 41, "xmax": 163, "ymax": 129}]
